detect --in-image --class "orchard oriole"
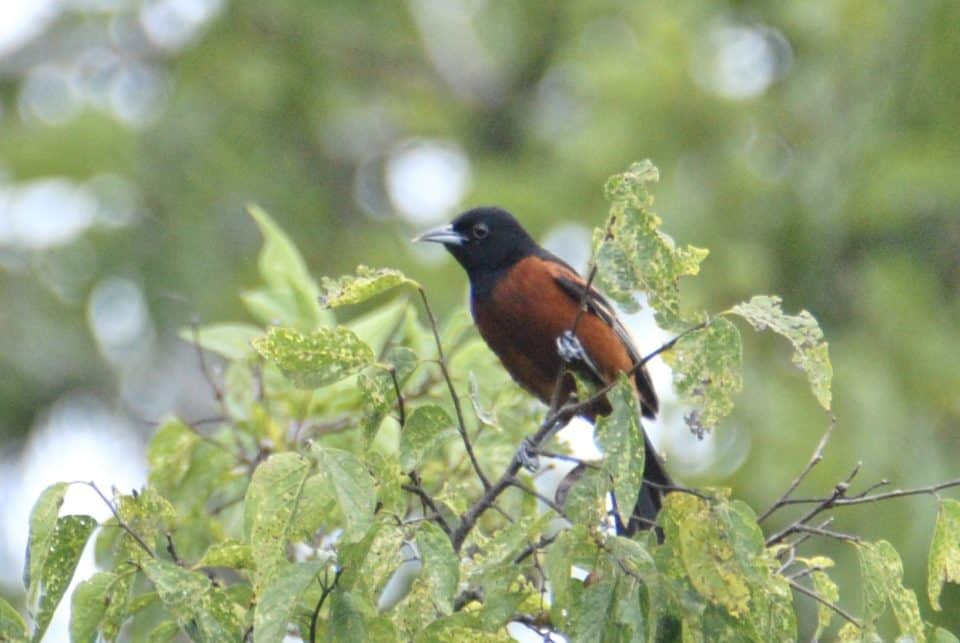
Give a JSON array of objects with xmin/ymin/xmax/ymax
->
[{"xmin": 415, "ymin": 206, "xmax": 671, "ymax": 535}]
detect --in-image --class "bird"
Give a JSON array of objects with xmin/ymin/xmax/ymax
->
[{"xmin": 414, "ymin": 206, "xmax": 672, "ymax": 536}]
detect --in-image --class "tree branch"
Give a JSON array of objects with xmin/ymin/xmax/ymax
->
[
  {"xmin": 309, "ymin": 566, "xmax": 343, "ymax": 643},
  {"xmin": 418, "ymin": 287, "xmax": 491, "ymax": 490},
  {"xmin": 787, "ymin": 577, "xmax": 863, "ymax": 630},
  {"xmin": 758, "ymin": 418, "xmax": 835, "ymax": 523}
]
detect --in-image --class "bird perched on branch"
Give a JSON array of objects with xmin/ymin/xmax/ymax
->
[{"xmin": 415, "ymin": 207, "xmax": 671, "ymax": 535}]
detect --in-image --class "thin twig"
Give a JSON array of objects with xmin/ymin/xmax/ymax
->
[
  {"xmin": 793, "ymin": 524, "xmax": 861, "ymax": 543},
  {"xmin": 509, "ymin": 479, "xmax": 570, "ymax": 520},
  {"xmin": 417, "ymin": 287, "xmax": 490, "ymax": 490},
  {"xmin": 309, "ymin": 567, "xmax": 343, "ymax": 643},
  {"xmin": 402, "ymin": 473, "xmax": 453, "ymax": 537},
  {"xmin": 758, "ymin": 418, "xmax": 836, "ymax": 523},
  {"xmin": 78, "ymin": 481, "xmax": 155, "ymax": 559},
  {"xmin": 190, "ymin": 317, "xmax": 226, "ymax": 410},
  {"xmin": 389, "ymin": 366, "xmax": 406, "ymax": 428},
  {"xmin": 788, "ymin": 577, "xmax": 863, "ymax": 629}
]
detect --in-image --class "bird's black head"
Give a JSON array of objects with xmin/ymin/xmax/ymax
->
[{"xmin": 414, "ymin": 207, "xmax": 538, "ymax": 279}]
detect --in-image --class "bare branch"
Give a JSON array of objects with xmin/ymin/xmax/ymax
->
[
  {"xmin": 417, "ymin": 287, "xmax": 491, "ymax": 490},
  {"xmin": 793, "ymin": 523, "xmax": 861, "ymax": 543},
  {"xmin": 788, "ymin": 577, "xmax": 863, "ymax": 630},
  {"xmin": 758, "ymin": 418, "xmax": 836, "ymax": 523}
]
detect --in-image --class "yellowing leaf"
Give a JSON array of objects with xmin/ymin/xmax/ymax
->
[
  {"xmin": 399, "ymin": 405, "xmax": 455, "ymax": 471},
  {"xmin": 854, "ymin": 540, "xmax": 925, "ymax": 641},
  {"xmin": 928, "ymin": 499, "xmax": 960, "ymax": 611},
  {"xmin": 244, "ymin": 453, "xmax": 311, "ymax": 594},
  {"xmin": 319, "ymin": 265, "xmax": 418, "ymax": 308},
  {"xmin": 253, "ymin": 326, "xmax": 373, "ymax": 389},
  {"xmin": 664, "ymin": 316, "xmax": 743, "ymax": 433},
  {"xmin": 594, "ymin": 375, "xmax": 645, "ymax": 528},
  {"xmin": 729, "ymin": 295, "xmax": 833, "ymax": 411},
  {"xmin": 594, "ymin": 160, "xmax": 709, "ymax": 328}
]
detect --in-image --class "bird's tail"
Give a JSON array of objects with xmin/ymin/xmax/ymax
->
[{"xmin": 623, "ymin": 433, "xmax": 671, "ymax": 539}]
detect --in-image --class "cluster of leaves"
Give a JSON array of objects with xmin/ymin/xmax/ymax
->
[{"xmin": 1, "ymin": 164, "xmax": 958, "ymax": 642}]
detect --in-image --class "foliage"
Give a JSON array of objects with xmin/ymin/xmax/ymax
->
[{"xmin": 4, "ymin": 165, "xmax": 958, "ymax": 642}]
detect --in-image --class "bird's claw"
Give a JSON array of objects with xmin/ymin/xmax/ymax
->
[
  {"xmin": 557, "ymin": 330, "xmax": 586, "ymax": 363},
  {"xmin": 517, "ymin": 437, "xmax": 540, "ymax": 472}
]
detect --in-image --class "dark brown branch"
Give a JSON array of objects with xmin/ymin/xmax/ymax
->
[
  {"xmin": 758, "ymin": 418, "xmax": 835, "ymax": 523},
  {"xmin": 402, "ymin": 472, "xmax": 453, "ymax": 537},
  {"xmin": 788, "ymin": 577, "xmax": 863, "ymax": 629},
  {"xmin": 309, "ymin": 566, "xmax": 343, "ymax": 643},
  {"xmin": 417, "ymin": 287, "xmax": 491, "ymax": 490},
  {"xmin": 389, "ymin": 366, "xmax": 406, "ymax": 428}
]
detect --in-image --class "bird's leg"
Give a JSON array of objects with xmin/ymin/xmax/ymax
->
[{"xmin": 556, "ymin": 331, "xmax": 603, "ymax": 382}]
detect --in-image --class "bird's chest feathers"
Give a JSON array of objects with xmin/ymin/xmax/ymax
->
[{"xmin": 471, "ymin": 258, "xmax": 576, "ymax": 385}]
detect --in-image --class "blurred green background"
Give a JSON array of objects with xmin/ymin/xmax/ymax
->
[{"xmin": 1, "ymin": 0, "xmax": 958, "ymax": 637}]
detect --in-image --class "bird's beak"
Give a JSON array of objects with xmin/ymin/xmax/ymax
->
[{"xmin": 411, "ymin": 224, "xmax": 466, "ymax": 246}]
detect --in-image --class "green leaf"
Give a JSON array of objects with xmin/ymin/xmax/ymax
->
[
  {"xmin": 319, "ymin": 265, "xmax": 418, "ymax": 308},
  {"xmin": 854, "ymin": 540, "xmax": 925, "ymax": 640},
  {"xmin": 928, "ymin": 499, "xmax": 960, "ymax": 611},
  {"xmin": 399, "ymin": 405, "xmax": 456, "ymax": 471},
  {"xmin": 594, "ymin": 160, "xmax": 709, "ymax": 327},
  {"xmin": 360, "ymin": 346, "xmax": 418, "ymax": 441},
  {"xmin": 811, "ymin": 570, "xmax": 838, "ymax": 640},
  {"xmin": 178, "ymin": 323, "xmax": 263, "ymax": 360},
  {"xmin": 142, "ymin": 558, "xmax": 245, "ymax": 642},
  {"xmin": 570, "ymin": 564, "xmax": 617, "ymax": 642},
  {"xmin": 253, "ymin": 326, "xmax": 373, "ymax": 389},
  {"xmin": 327, "ymin": 592, "xmax": 374, "ymax": 641},
  {"xmin": 195, "ymin": 540, "xmax": 254, "ymax": 571},
  {"xmin": 0, "ymin": 597, "xmax": 27, "ymax": 643},
  {"xmin": 254, "ymin": 560, "xmax": 327, "ymax": 643},
  {"xmin": 729, "ymin": 295, "xmax": 833, "ymax": 410},
  {"xmin": 147, "ymin": 620, "xmax": 180, "ymax": 642},
  {"xmin": 664, "ymin": 316, "xmax": 743, "ymax": 434},
  {"xmin": 248, "ymin": 205, "xmax": 328, "ymax": 329},
  {"xmin": 594, "ymin": 375, "xmax": 645, "ymax": 528},
  {"xmin": 148, "ymin": 419, "xmax": 200, "ymax": 497},
  {"xmin": 30, "ymin": 515, "xmax": 98, "ymax": 642},
  {"xmin": 311, "ymin": 445, "xmax": 377, "ymax": 543},
  {"xmin": 337, "ymin": 520, "xmax": 404, "ymax": 602},
  {"xmin": 934, "ymin": 628, "xmax": 960, "ymax": 643},
  {"xmin": 244, "ymin": 453, "xmax": 311, "ymax": 594},
  {"xmin": 416, "ymin": 521, "xmax": 459, "ymax": 615},
  {"xmin": 24, "ymin": 482, "xmax": 68, "ymax": 602},
  {"xmin": 70, "ymin": 572, "xmax": 116, "ymax": 643}
]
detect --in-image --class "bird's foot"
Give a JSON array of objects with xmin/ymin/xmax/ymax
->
[
  {"xmin": 516, "ymin": 437, "xmax": 540, "ymax": 472},
  {"xmin": 556, "ymin": 331, "xmax": 586, "ymax": 363}
]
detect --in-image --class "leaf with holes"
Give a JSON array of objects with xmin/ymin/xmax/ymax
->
[
  {"xmin": 729, "ymin": 295, "xmax": 832, "ymax": 411},
  {"xmin": 253, "ymin": 326, "xmax": 374, "ymax": 389},
  {"xmin": 593, "ymin": 160, "xmax": 709, "ymax": 327},
  {"xmin": 319, "ymin": 265, "xmax": 418, "ymax": 308}
]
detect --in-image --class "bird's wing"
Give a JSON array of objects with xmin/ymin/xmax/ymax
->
[{"xmin": 549, "ymin": 266, "xmax": 659, "ymax": 419}]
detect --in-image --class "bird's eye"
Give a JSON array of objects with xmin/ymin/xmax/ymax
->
[{"xmin": 472, "ymin": 223, "xmax": 489, "ymax": 240}]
